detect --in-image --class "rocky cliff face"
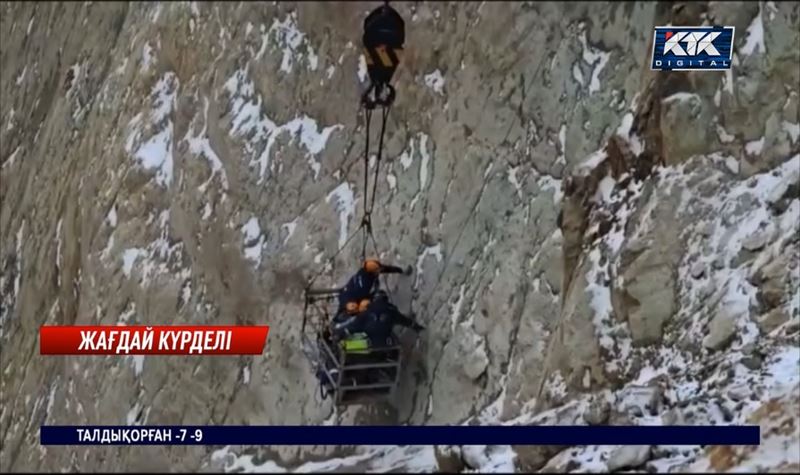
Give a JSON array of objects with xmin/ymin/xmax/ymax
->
[{"xmin": 1, "ymin": 1, "xmax": 798, "ymax": 472}]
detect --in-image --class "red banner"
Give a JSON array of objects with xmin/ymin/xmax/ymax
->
[{"xmin": 40, "ymin": 326, "xmax": 270, "ymax": 355}]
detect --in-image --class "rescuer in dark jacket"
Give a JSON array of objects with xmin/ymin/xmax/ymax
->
[
  {"xmin": 337, "ymin": 259, "xmax": 410, "ymax": 313},
  {"xmin": 333, "ymin": 291, "xmax": 424, "ymax": 344},
  {"xmin": 360, "ymin": 290, "xmax": 424, "ymax": 347},
  {"xmin": 331, "ymin": 299, "xmax": 371, "ymax": 340}
]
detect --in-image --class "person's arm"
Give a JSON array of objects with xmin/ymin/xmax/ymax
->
[
  {"xmin": 387, "ymin": 304, "xmax": 425, "ymax": 332},
  {"xmin": 333, "ymin": 315, "xmax": 359, "ymax": 338},
  {"xmin": 379, "ymin": 263, "xmax": 412, "ymax": 275}
]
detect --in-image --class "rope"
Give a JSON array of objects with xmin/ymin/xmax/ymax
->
[
  {"xmin": 368, "ymin": 107, "xmax": 390, "ymax": 217},
  {"xmin": 305, "ymin": 99, "xmax": 386, "ymax": 291},
  {"xmin": 361, "ymin": 107, "xmax": 373, "ymax": 260},
  {"xmin": 303, "ymin": 82, "xmax": 394, "ymax": 330},
  {"xmin": 370, "ymin": 107, "xmax": 392, "ymax": 297},
  {"xmin": 361, "ymin": 104, "xmax": 390, "ymax": 261},
  {"xmin": 368, "ymin": 228, "xmax": 393, "ymax": 298},
  {"xmin": 305, "ymin": 225, "xmax": 364, "ymax": 290}
]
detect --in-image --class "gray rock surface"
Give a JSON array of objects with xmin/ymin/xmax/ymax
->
[
  {"xmin": 607, "ymin": 444, "xmax": 652, "ymax": 472},
  {"xmin": 582, "ymin": 396, "xmax": 610, "ymax": 426},
  {"xmin": 703, "ymin": 306, "xmax": 740, "ymax": 351}
]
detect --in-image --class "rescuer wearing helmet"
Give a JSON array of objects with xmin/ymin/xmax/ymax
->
[
  {"xmin": 336, "ymin": 258, "xmax": 410, "ymax": 314},
  {"xmin": 360, "ymin": 289, "xmax": 424, "ymax": 347},
  {"xmin": 332, "ymin": 290, "xmax": 423, "ymax": 343},
  {"xmin": 331, "ymin": 298, "xmax": 369, "ymax": 340}
]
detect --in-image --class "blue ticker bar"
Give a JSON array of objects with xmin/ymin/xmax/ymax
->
[{"xmin": 40, "ymin": 425, "xmax": 761, "ymax": 446}]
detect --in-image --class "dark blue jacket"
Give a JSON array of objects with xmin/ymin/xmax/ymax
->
[
  {"xmin": 337, "ymin": 264, "xmax": 404, "ymax": 312},
  {"xmin": 361, "ymin": 298, "xmax": 416, "ymax": 346},
  {"xmin": 337, "ymin": 269, "xmax": 378, "ymax": 312}
]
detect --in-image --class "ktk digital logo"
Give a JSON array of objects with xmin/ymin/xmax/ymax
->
[{"xmin": 651, "ymin": 26, "xmax": 735, "ymax": 71}]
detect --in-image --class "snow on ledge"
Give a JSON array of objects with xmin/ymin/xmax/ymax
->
[
  {"xmin": 740, "ymin": 3, "xmax": 766, "ymax": 56},
  {"xmin": 424, "ymin": 69, "xmax": 445, "ymax": 95},
  {"xmin": 326, "ymin": 182, "xmax": 356, "ymax": 248}
]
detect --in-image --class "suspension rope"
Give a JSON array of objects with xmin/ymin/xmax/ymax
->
[
  {"xmin": 361, "ymin": 105, "xmax": 390, "ymax": 261},
  {"xmin": 368, "ymin": 107, "xmax": 390, "ymax": 217},
  {"xmin": 361, "ymin": 106, "xmax": 373, "ymax": 261},
  {"xmin": 304, "ymin": 88, "xmax": 392, "ymax": 293},
  {"xmin": 363, "ymin": 108, "xmax": 372, "ymax": 201},
  {"xmin": 368, "ymin": 229, "xmax": 393, "ymax": 298},
  {"xmin": 305, "ymin": 223, "xmax": 364, "ymax": 290}
]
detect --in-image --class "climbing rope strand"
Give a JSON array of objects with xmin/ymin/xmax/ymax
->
[
  {"xmin": 367, "ymin": 229, "xmax": 394, "ymax": 299},
  {"xmin": 306, "ymin": 226, "xmax": 365, "ymax": 290},
  {"xmin": 360, "ymin": 97, "xmax": 391, "ymax": 261},
  {"xmin": 362, "ymin": 104, "xmax": 390, "ymax": 261},
  {"xmin": 305, "ymin": 87, "xmax": 392, "ymax": 293},
  {"xmin": 367, "ymin": 106, "xmax": 390, "ymax": 217},
  {"xmin": 361, "ymin": 107, "xmax": 373, "ymax": 260},
  {"xmin": 363, "ymin": 108, "xmax": 372, "ymax": 214},
  {"xmin": 306, "ymin": 101, "xmax": 376, "ymax": 290}
]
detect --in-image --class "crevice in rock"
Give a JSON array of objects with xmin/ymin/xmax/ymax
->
[
  {"xmin": 415, "ymin": 157, "xmax": 494, "ymax": 306},
  {"xmin": 504, "ymin": 268, "xmax": 531, "ymax": 380},
  {"xmin": 5, "ymin": 341, "xmax": 42, "ymax": 470}
]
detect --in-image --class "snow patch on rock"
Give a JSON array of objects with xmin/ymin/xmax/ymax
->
[
  {"xmin": 579, "ymin": 29, "xmax": 610, "ymax": 94},
  {"xmin": 741, "ymin": 4, "xmax": 766, "ymax": 56},
  {"xmin": 424, "ymin": 69, "xmax": 445, "ymax": 95},
  {"xmin": 125, "ymin": 73, "xmax": 180, "ymax": 187},
  {"xmin": 260, "ymin": 11, "xmax": 318, "ymax": 73},
  {"xmin": 223, "ymin": 67, "xmax": 341, "ymax": 184},
  {"xmin": 241, "ymin": 217, "xmax": 264, "ymax": 267},
  {"xmin": 326, "ymin": 182, "xmax": 356, "ymax": 248}
]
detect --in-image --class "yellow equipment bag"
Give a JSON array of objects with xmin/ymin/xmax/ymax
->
[{"xmin": 342, "ymin": 333, "xmax": 370, "ymax": 353}]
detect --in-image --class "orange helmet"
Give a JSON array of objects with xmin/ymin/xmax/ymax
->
[
  {"xmin": 358, "ymin": 299, "xmax": 371, "ymax": 313},
  {"xmin": 364, "ymin": 259, "xmax": 381, "ymax": 274},
  {"xmin": 345, "ymin": 301, "xmax": 359, "ymax": 314}
]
